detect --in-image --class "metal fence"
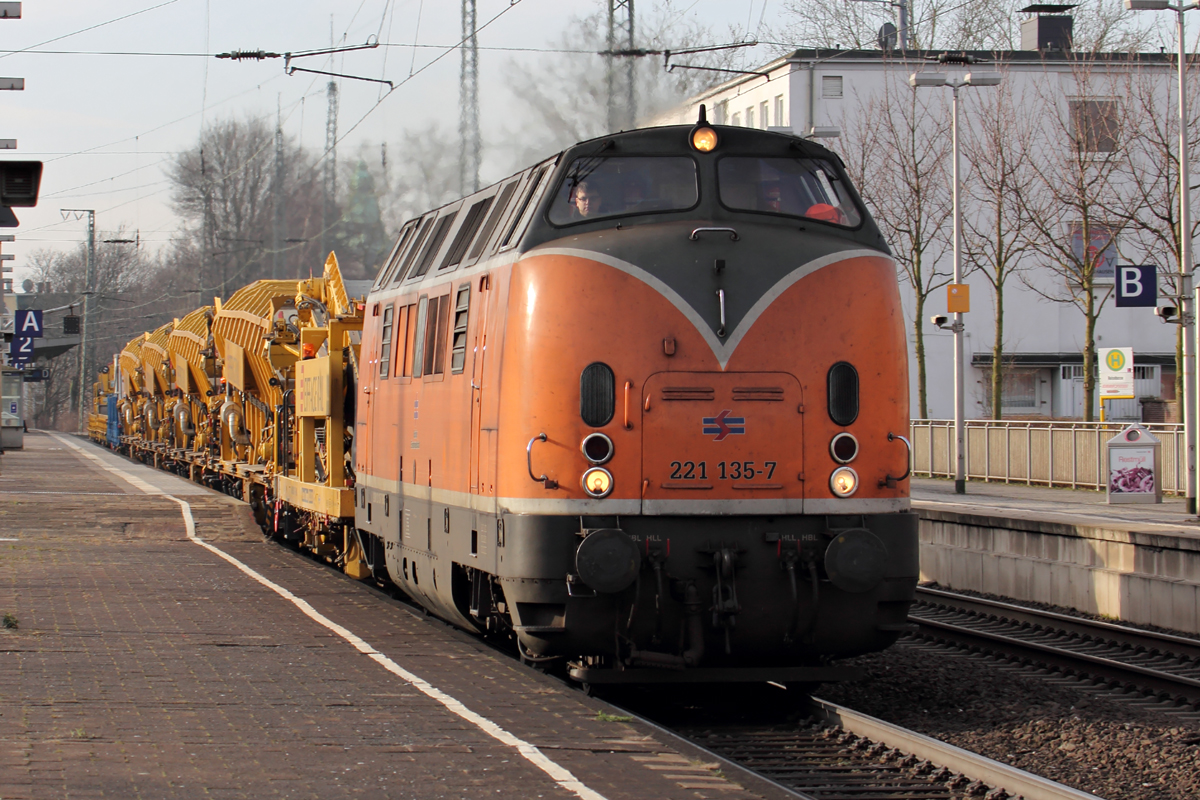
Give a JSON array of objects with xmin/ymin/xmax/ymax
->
[{"xmin": 909, "ymin": 419, "xmax": 1187, "ymax": 494}]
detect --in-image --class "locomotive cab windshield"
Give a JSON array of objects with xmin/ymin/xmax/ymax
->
[
  {"xmin": 548, "ymin": 156, "xmax": 699, "ymax": 225},
  {"xmin": 546, "ymin": 143, "xmax": 864, "ymax": 231},
  {"xmin": 717, "ymin": 156, "xmax": 862, "ymax": 228}
]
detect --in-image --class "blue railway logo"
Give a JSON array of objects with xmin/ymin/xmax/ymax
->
[{"xmin": 702, "ymin": 410, "xmax": 746, "ymax": 441}]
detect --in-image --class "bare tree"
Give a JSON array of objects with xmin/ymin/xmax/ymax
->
[
  {"xmin": 382, "ymin": 123, "xmax": 463, "ymax": 224},
  {"xmin": 168, "ymin": 115, "xmax": 325, "ymax": 297},
  {"xmin": 502, "ymin": 0, "xmax": 742, "ymax": 166},
  {"xmin": 843, "ymin": 64, "xmax": 953, "ymax": 417},
  {"xmin": 22, "ymin": 236, "xmax": 173, "ymax": 428},
  {"xmin": 771, "ymin": 0, "xmax": 1156, "ymax": 53},
  {"xmin": 1019, "ymin": 60, "xmax": 1138, "ymax": 421},
  {"xmin": 1115, "ymin": 62, "xmax": 1200, "ymax": 407},
  {"xmin": 960, "ymin": 73, "xmax": 1038, "ymax": 419}
]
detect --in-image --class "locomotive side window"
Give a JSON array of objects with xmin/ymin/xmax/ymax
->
[
  {"xmin": 548, "ymin": 156, "xmax": 698, "ymax": 226},
  {"xmin": 393, "ymin": 304, "xmax": 410, "ymax": 380},
  {"xmin": 433, "ymin": 295, "xmax": 451, "ymax": 375},
  {"xmin": 378, "ymin": 304, "xmax": 394, "ymax": 379},
  {"xmin": 717, "ymin": 157, "xmax": 862, "ymax": 228},
  {"xmin": 827, "ymin": 362, "xmax": 859, "ymax": 426},
  {"xmin": 379, "ymin": 219, "xmax": 418, "ymax": 288},
  {"xmin": 501, "ymin": 166, "xmax": 549, "ymax": 249},
  {"xmin": 450, "ymin": 285, "xmax": 471, "ymax": 374},
  {"xmin": 397, "ymin": 217, "xmax": 434, "ymax": 281},
  {"xmin": 400, "ymin": 303, "xmax": 418, "ymax": 378},
  {"xmin": 410, "ymin": 213, "xmax": 457, "ymax": 280},
  {"xmin": 421, "ymin": 294, "xmax": 452, "ymax": 378},
  {"xmin": 440, "ymin": 197, "xmax": 493, "ymax": 271},
  {"xmin": 411, "ymin": 297, "xmax": 428, "ymax": 378},
  {"xmin": 468, "ymin": 180, "xmax": 518, "ymax": 261}
]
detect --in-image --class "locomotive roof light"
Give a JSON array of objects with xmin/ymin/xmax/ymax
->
[
  {"xmin": 830, "ymin": 432, "xmax": 859, "ymax": 464},
  {"xmin": 582, "ymin": 467, "xmax": 614, "ymax": 498},
  {"xmin": 830, "ymin": 466, "xmax": 858, "ymax": 497},
  {"xmin": 690, "ymin": 103, "xmax": 718, "ymax": 153},
  {"xmin": 691, "ymin": 126, "xmax": 718, "ymax": 152},
  {"xmin": 581, "ymin": 432, "xmax": 614, "ymax": 465}
]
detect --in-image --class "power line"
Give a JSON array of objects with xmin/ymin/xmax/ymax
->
[{"xmin": 0, "ymin": 0, "xmax": 185, "ymax": 62}]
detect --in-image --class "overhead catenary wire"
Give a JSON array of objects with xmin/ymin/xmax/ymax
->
[{"xmin": 0, "ymin": 0, "xmax": 185, "ymax": 62}]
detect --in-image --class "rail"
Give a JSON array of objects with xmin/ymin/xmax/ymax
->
[{"xmin": 909, "ymin": 418, "xmax": 1187, "ymax": 494}]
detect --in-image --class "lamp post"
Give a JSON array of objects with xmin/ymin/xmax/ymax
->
[
  {"xmin": 1126, "ymin": 0, "xmax": 1198, "ymax": 514},
  {"xmin": 911, "ymin": 60, "xmax": 1001, "ymax": 494},
  {"xmin": 60, "ymin": 209, "xmax": 93, "ymax": 433}
]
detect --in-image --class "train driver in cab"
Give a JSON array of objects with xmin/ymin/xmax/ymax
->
[{"xmin": 571, "ymin": 180, "xmax": 603, "ymax": 218}]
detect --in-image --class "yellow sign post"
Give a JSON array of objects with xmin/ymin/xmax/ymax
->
[{"xmin": 947, "ymin": 284, "xmax": 970, "ymax": 313}]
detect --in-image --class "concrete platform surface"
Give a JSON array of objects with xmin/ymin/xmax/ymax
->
[
  {"xmin": 0, "ymin": 433, "xmax": 778, "ymax": 800},
  {"xmin": 913, "ymin": 477, "xmax": 1200, "ymax": 538}
]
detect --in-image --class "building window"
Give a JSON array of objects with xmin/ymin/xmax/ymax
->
[
  {"xmin": 731, "ymin": 112, "xmax": 741, "ymax": 126},
  {"xmin": 822, "ymin": 76, "xmax": 843, "ymax": 99},
  {"xmin": 774, "ymin": 95, "xmax": 785, "ymax": 127},
  {"xmin": 759, "ymin": 100, "xmax": 769, "ymax": 128},
  {"xmin": 746, "ymin": 107, "xmax": 755, "ymax": 128},
  {"xmin": 714, "ymin": 101, "xmax": 727, "ymax": 125},
  {"xmin": 1061, "ymin": 365, "xmax": 1085, "ymax": 380},
  {"xmin": 1001, "ymin": 371, "xmax": 1037, "ymax": 409},
  {"xmin": 1069, "ymin": 99, "xmax": 1119, "ymax": 153}
]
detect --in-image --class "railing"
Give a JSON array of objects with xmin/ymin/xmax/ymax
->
[{"xmin": 909, "ymin": 419, "xmax": 1187, "ymax": 495}]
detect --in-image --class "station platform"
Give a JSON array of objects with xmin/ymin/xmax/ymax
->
[
  {"xmin": 911, "ymin": 477, "xmax": 1200, "ymax": 636},
  {"xmin": 0, "ymin": 432, "xmax": 781, "ymax": 800},
  {"xmin": 912, "ymin": 477, "xmax": 1199, "ymax": 537}
]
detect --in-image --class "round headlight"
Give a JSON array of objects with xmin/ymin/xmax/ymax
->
[
  {"xmin": 581, "ymin": 432, "xmax": 614, "ymax": 465},
  {"xmin": 830, "ymin": 466, "xmax": 858, "ymax": 497},
  {"xmin": 691, "ymin": 126, "xmax": 718, "ymax": 152},
  {"xmin": 582, "ymin": 467, "xmax": 614, "ymax": 498},
  {"xmin": 831, "ymin": 432, "xmax": 858, "ymax": 464}
]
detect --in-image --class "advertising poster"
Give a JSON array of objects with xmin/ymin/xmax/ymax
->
[
  {"xmin": 1070, "ymin": 222, "xmax": 1118, "ymax": 283},
  {"xmin": 1109, "ymin": 447, "xmax": 1155, "ymax": 494}
]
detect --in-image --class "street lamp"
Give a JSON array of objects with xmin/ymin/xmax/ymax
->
[
  {"xmin": 911, "ymin": 60, "xmax": 1002, "ymax": 494},
  {"xmin": 1126, "ymin": 0, "xmax": 1199, "ymax": 514}
]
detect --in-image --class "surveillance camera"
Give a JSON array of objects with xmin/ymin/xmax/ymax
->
[
  {"xmin": 930, "ymin": 314, "xmax": 948, "ymax": 328},
  {"xmin": 1154, "ymin": 305, "xmax": 1178, "ymax": 320}
]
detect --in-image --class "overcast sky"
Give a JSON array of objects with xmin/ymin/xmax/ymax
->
[{"xmin": 0, "ymin": 0, "xmax": 796, "ymax": 286}]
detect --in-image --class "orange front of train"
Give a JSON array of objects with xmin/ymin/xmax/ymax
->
[{"xmin": 492, "ymin": 122, "xmax": 919, "ymax": 683}]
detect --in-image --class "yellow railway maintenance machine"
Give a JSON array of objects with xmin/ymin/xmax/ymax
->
[{"xmin": 101, "ymin": 254, "xmax": 369, "ymax": 580}]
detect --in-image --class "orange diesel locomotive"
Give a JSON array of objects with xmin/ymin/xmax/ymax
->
[{"xmin": 353, "ymin": 113, "xmax": 918, "ymax": 685}]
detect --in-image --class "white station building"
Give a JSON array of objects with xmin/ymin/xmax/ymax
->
[{"xmin": 647, "ymin": 7, "xmax": 1185, "ymax": 421}]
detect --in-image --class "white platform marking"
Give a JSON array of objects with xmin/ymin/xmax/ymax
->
[{"xmin": 52, "ymin": 434, "xmax": 607, "ymax": 800}]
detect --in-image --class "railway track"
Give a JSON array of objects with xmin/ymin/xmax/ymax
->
[
  {"xmin": 909, "ymin": 586, "xmax": 1200, "ymax": 709},
  {"xmin": 674, "ymin": 696, "xmax": 1105, "ymax": 800},
  {"xmin": 289, "ymin": 542, "xmax": 1104, "ymax": 800}
]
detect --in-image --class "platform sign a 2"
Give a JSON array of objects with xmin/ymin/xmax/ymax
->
[
  {"xmin": 1115, "ymin": 265, "xmax": 1157, "ymax": 308},
  {"xmin": 1100, "ymin": 347, "xmax": 1135, "ymax": 400}
]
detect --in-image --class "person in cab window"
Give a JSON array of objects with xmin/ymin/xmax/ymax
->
[
  {"xmin": 572, "ymin": 181, "xmax": 603, "ymax": 218},
  {"xmin": 805, "ymin": 203, "xmax": 847, "ymax": 226},
  {"xmin": 762, "ymin": 182, "xmax": 783, "ymax": 214}
]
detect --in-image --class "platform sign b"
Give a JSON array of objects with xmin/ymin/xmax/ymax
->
[{"xmin": 1115, "ymin": 265, "xmax": 1156, "ymax": 307}]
